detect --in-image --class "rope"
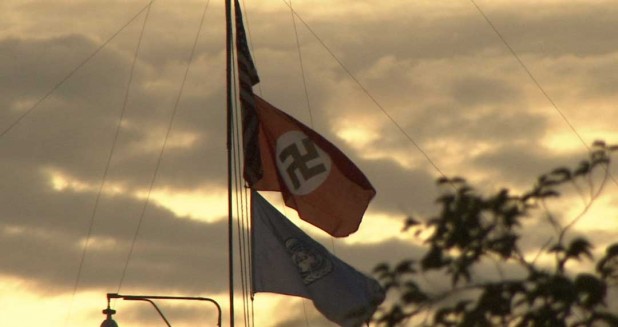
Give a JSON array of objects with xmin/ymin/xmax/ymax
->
[
  {"xmin": 236, "ymin": 1, "xmax": 257, "ymax": 325},
  {"xmin": 116, "ymin": 0, "xmax": 211, "ymax": 292},
  {"xmin": 281, "ymin": 0, "xmax": 449, "ymax": 181},
  {"xmin": 468, "ymin": 0, "xmax": 618, "ymax": 188},
  {"xmin": 288, "ymin": 0, "xmax": 314, "ymax": 127},
  {"xmin": 288, "ymin": 3, "xmax": 316, "ymax": 324},
  {"xmin": 232, "ymin": 72, "xmax": 252, "ymax": 327},
  {"xmin": 64, "ymin": 2, "xmax": 154, "ymax": 325},
  {"xmin": 0, "ymin": 1, "xmax": 155, "ymax": 140},
  {"xmin": 469, "ymin": 0, "xmax": 586, "ymax": 146}
]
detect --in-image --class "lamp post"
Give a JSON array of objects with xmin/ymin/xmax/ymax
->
[{"xmin": 100, "ymin": 292, "xmax": 222, "ymax": 327}]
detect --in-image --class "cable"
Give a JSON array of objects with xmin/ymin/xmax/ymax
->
[
  {"xmin": 469, "ymin": 0, "xmax": 587, "ymax": 146},
  {"xmin": 281, "ymin": 0, "xmax": 449, "ymax": 180},
  {"xmin": 235, "ymin": 117, "xmax": 253, "ymax": 327},
  {"xmin": 0, "ymin": 1, "xmax": 155, "ymax": 140},
  {"xmin": 236, "ymin": 2, "xmax": 257, "ymax": 325},
  {"xmin": 231, "ymin": 59, "xmax": 252, "ymax": 327},
  {"xmin": 288, "ymin": 0, "xmax": 314, "ymax": 127},
  {"xmin": 64, "ymin": 2, "xmax": 154, "ymax": 326},
  {"xmin": 468, "ymin": 0, "xmax": 618, "ymax": 188},
  {"xmin": 116, "ymin": 0, "xmax": 211, "ymax": 292}
]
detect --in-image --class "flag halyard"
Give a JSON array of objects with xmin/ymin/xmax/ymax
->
[{"xmin": 235, "ymin": 0, "xmax": 262, "ymax": 185}]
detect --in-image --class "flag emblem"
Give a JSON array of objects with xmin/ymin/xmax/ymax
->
[
  {"xmin": 276, "ymin": 130, "xmax": 332, "ymax": 195},
  {"xmin": 252, "ymin": 191, "xmax": 385, "ymax": 326},
  {"xmin": 285, "ymin": 238, "xmax": 333, "ymax": 285},
  {"xmin": 247, "ymin": 95, "xmax": 376, "ymax": 237}
]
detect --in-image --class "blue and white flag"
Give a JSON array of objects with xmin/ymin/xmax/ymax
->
[{"xmin": 251, "ymin": 191, "xmax": 385, "ymax": 327}]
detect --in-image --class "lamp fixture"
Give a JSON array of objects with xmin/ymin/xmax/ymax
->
[{"xmin": 100, "ymin": 292, "xmax": 221, "ymax": 326}]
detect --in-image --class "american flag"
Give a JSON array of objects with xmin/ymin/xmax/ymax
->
[{"xmin": 235, "ymin": 0, "xmax": 262, "ymax": 186}]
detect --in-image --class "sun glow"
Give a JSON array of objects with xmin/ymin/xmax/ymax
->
[
  {"xmin": 47, "ymin": 168, "xmax": 126, "ymax": 195},
  {"xmin": 0, "ymin": 281, "xmax": 104, "ymax": 327},
  {"xmin": 336, "ymin": 121, "xmax": 420, "ymax": 169},
  {"xmin": 136, "ymin": 188, "xmax": 227, "ymax": 223},
  {"xmin": 78, "ymin": 235, "xmax": 118, "ymax": 250},
  {"xmin": 345, "ymin": 212, "xmax": 412, "ymax": 245},
  {"xmin": 542, "ymin": 128, "xmax": 618, "ymax": 154},
  {"xmin": 45, "ymin": 168, "xmax": 227, "ymax": 222},
  {"xmin": 337, "ymin": 125, "xmax": 379, "ymax": 150},
  {"xmin": 564, "ymin": 194, "xmax": 618, "ymax": 232}
]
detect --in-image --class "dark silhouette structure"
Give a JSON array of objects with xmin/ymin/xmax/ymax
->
[{"xmin": 374, "ymin": 141, "xmax": 618, "ymax": 326}]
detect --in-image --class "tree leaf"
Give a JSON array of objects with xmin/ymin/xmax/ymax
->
[
  {"xmin": 575, "ymin": 273, "xmax": 606, "ymax": 308},
  {"xmin": 566, "ymin": 238, "xmax": 593, "ymax": 261}
]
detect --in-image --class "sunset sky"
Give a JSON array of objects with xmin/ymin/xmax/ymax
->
[{"xmin": 1, "ymin": 0, "xmax": 618, "ymax": 326}]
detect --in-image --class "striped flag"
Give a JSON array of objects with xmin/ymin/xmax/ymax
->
[{"xmin": 235, "ymin": 0, "xmax": 262, "ymax": 185}]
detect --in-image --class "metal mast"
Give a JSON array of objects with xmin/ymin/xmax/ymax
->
[{"xmin": 224, "ymin": 0, "xmax": 235, "ymax": 325}]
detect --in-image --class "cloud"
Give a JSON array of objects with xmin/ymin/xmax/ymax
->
[
  {"xmin": 0, "ymin": 161, "xmax": 229, "ymax": 294},
  {"xmin": 2, "ymin": 0, "xmax": 618, "ymax": 325},
  {"xmin": 0, "ymin": 33, "xmax": 231, "ymax": 192}
]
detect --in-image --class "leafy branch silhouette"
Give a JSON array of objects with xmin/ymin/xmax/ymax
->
[{"xmin": 374, "ymin": 141, "xmax": 618, "ymax": 326}]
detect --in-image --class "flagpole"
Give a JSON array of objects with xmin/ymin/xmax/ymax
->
[{"xmin": 224, "ymin": 0, "xmax": 235, "ymax": 325}]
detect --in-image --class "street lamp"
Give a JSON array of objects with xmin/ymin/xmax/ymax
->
[
  {"xmin": 100, "ymin": 292, "xmax": 222, "ymax": 327},
  {"xmin": 100, "ymin": 307, "xmax": 118, "ymax": 327}
]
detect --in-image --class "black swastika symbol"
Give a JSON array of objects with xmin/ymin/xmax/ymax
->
[{"xmin": 278, "ymin": 137, "xmax": 327, "ymax": 190}]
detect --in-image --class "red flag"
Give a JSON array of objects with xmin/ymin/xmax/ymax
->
[{"xmin": 249, "ymin": 95, "xmax": 376, "ymax": 237}]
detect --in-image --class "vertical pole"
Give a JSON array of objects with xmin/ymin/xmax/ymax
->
[{"xmin": 224, "ymin": 0, "xmax": 235, "ymax": 325}]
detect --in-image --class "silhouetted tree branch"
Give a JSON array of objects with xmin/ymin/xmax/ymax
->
[{"xmin": 373, "ymin": 141, "xmax": 618, "ymax": 326}]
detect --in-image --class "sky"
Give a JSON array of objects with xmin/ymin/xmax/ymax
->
[{"xmin": 1, "ymin": 0, "xmax": 618, "ymax": 326}]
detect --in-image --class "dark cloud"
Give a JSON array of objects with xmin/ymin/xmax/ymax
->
[
  {"xmin": 0, "ymin": 152, "xmax": 424, "ymax": 294},
  {"xmin": 449, "ymin": 75, "xmax": 521, "ymax": 108},
  {"xmin": 0, "ymin": 34, "xmax": 231, "ymax": 192},
  {"xmin": 472, "ymin": 142, "xmax": 588, "ymax": 188},
  {"xmin": 363, "ymin": 158, "xmax": 440, "ymax": 217},
  {"xmin": 478, "ymin": 3, "xmax": 618, "ymax": 58},
  {"xmin": 0, "ymin": 161, "xmax": 228, "ymax": 294},
  {"xmin": 303, "ymin": 2, "xmax": 618, "ymax": 68}
]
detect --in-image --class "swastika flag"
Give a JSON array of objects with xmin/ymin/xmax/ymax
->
[{"xmin": 246, "ymin": 95, "xmax": 376, "ymax": 237}]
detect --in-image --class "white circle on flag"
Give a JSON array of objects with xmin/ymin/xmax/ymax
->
[{"xmin": 275, "ymin": 130, "xmax": 332, "ymax": 195}]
